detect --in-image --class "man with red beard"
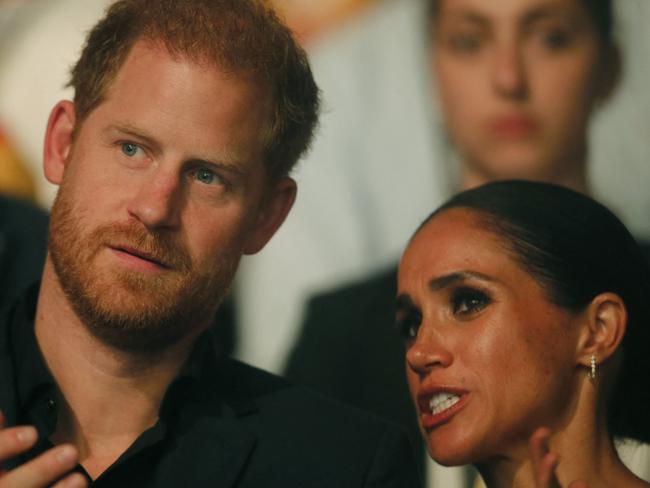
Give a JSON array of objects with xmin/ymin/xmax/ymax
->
[{"xmin": 0, "ymin": 1, "xmax": 419, "ymax": 487}]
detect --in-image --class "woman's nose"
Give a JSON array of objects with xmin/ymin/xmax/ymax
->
[
  {"xmin": 405, "ymin": 324, "xmax": 454, "ymax": 376},
  {"xmin": 491, "ymin": 44, "xmax": 528, "ymax": 99},
  {"xmin": 127, "ymin": 168, "xmax": 183, "ymax": 231}
]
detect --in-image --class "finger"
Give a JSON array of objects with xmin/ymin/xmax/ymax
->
[
  {"xmin": 568, "ymin": 481, "xmax": 589, "ymax": 488},
  {"xmin": 0, "ymin": 444, "xmax": 78, "ymax": 488},
  {"xmin": 51, "ymin": 473, "xmax": 88, "ymax": 488},
  {"xmin": 529, "ymin": 427, "xmax": 560, "ymax": 488},
  {"xmin": 0, "ymin": 426, "xmax": 38, "ymax": 461}
]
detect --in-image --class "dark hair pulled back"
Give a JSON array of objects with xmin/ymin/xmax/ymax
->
[{"xmin": 425, "ymin": 180, "xmax": 650, "ymax": 443}]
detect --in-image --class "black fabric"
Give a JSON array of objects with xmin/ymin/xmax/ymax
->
[
  {"xmin": 286, "ymin": 240, "xmax": 650, "ymax": 483},
  {"xmin": 285, "ymin": 267, "xmax": 425, "ymax": 477},
  {"xmin": 0, "ymin": 195, "xmax": 48, "ymax": 310},
  {"xmin": 0, "ymin": 286, "xmax": 421, "ymax": 488}
]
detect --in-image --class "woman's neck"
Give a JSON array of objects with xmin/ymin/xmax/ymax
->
[{"xmin": 458, "ymin": 149, "xmax": 590, "ymax": 195}]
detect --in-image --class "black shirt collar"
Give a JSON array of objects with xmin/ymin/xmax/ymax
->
[{"xmin": 9, "ymin": 283, "xmax": 217, "ymax": 429}]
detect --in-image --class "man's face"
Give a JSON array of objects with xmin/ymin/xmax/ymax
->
[{"xmin": 46, "ymin": 41, "xmax": 292, "ymax": 352}]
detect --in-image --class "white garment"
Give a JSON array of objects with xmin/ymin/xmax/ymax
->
[
  {"xmin": 0, "ymin": 0, "xmax": 111, "ymax": 208},
  {"xmin": 234, "ymin": 0, "xmax": 650, "ymax": 375},
  {"xmin": 591, "ymin": 0, "xmax": 650, "ymax": 241},
  {"xmin": 234, "ymin": 0, "xmax": 451, "ymax": 373}
]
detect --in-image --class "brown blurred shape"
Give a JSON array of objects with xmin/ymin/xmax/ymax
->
[
  {"xmin": 0, "ymin": 125, "xmax": 36, "ymax": 201},
  {"xmin": 271, "ymin": 0, "xmax": 378, "ymax": 44}
]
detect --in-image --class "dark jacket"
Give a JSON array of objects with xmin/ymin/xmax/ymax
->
[
  {"xmin": 0, "ymin": 287, "xmax": 421, "ymax": 488},
  {"xmin": 0, "ymin": 195, "xmax": 48, "ymax": 309}
]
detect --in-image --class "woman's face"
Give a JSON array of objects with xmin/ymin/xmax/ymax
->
[
  {"xmin": 432, "ymin": 0, "xmax": 609, "ymax": 187},
  {"xmin": 398, "ymin": 209, "xmax": 582, "ymax": 465}
]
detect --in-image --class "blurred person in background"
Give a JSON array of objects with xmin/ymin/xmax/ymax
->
[
  {"xmin": 286, "ymin": 0, "xmax": 650, "ymax": 486},
  {"xmin": 233, "ymin": 0, "xmax": 650, "ymax": 385}
]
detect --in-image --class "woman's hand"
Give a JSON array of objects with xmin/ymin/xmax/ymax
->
[
  {"xmin": 529, "ymin": 427, "xmax": 588, "ymax": 488},
  {"xmin": 0, "ymin": 412, "xmax": 87, "ymax": 488}
]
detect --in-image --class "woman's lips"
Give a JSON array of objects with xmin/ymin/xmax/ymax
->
[
  {"xmin": 416, "ymin": 387, "xmax": 469, "ymax": 430},
  {"xmin": 489, "ymin": 115, "xmax": 539, "ymax": 138}
]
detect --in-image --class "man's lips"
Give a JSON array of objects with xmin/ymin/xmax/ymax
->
[
  {"xmin": 416, "ymin": 386, "xmax": 469, "ymax": 430},
  {"xmin": 109, "ymin": 245, "xmax": 172, "ymax": 270}
]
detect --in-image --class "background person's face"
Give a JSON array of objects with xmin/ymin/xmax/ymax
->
[
  {"xmin": 432, "ymin": 0, "xmax": 605, "ymax": 188},
  {"xmin": 398, "ymin": 209, "xmax": 582, "ymax": 466},
  {"xmin": 47, "ymin": 41, "xmax": 276, "ymax": 352}
]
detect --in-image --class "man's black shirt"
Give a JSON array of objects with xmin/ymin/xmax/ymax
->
[{"xmin": 0, "ymin": 285, "xmax": 420, "ymax": 488}]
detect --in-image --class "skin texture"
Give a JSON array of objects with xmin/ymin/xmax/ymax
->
[
  {"xmin": 399, "ymin": 208, "xmax": 581, "ymax": 467},
  {"xmin": 0, "ymin": 40, "xmax": 297, "ymax": 482},
  {"xmin": 432, "ymin": 0, "xmax": 611, "ymax": 191}
]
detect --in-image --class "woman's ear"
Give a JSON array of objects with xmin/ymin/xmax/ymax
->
[
  {"xmin": 243, "ymin": 176, "xmax": 297, "ymax": 255},
  {"xmin": 576, "ymin": 292, "xmax": 627, "ymax": 371},
  {"xmin": 43, "ymin": 100, "xmax": 77, "ymax": 185}
]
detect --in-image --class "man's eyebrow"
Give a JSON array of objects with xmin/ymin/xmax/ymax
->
[
  {"xmin": 428, "ymin": 270, "xmax": 496, "ymax": 291},
  {"xmin": 104, "ymin": 123, "xmax": 248, "ymax": 175},
  {"xmin": 104, "ymin": 123, "xmax": 161, "ymax": 150}
]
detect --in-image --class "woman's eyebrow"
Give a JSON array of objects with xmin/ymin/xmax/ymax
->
[
  {"xmin": 427, "ymin": 270, "xmax": 496, "ymax": 291},
  {"xmin": 440, "ymin": 11, "xmax": 490, "ymax": 28}
]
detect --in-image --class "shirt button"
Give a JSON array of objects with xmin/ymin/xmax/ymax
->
[{"xmin": 46, "ymin": 397, "xmax": 56, "ymax": 412}]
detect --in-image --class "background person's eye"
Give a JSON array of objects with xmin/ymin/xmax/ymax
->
[
  {"xmin": 451, "ymin": 287, "xmax": 491, "ymax": 316},
  {"xmin": 539, "ymin": 29, "xmax": 572, "ymax": 50},
  {"xmin": 448, "ymin": 33, "xmax": 482, "ymax": 53}
]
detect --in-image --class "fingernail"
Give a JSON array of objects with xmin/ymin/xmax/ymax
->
[
  {"xmin": 56, "ymin": 445, "xmax": 76, "ymax": 464},
  {"xmin": 16, "ymin": 427, "xmax": 38, "ymax": 444}
]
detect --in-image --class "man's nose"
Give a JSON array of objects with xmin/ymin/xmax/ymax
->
[
  {"xmin": 127, "ymin": 167, "xmax": 183, "ymax": 231},
  {"xmin": 491, "ymin": 44, "xmax": 528, "ymax": 99},
  {"xmin": 405, "ymin": 322, "xmax": 454, "ymax": 377}
]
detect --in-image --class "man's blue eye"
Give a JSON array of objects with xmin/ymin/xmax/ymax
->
[
  {"xmin": 121, "ymin": 143, "xmax": 140, "ymax": 157},
  {"xmin": 196, "ymin": 168, "xmax": 217, "ymax": 184}
]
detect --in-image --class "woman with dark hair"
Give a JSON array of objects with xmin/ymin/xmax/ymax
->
[
  {"xmin": 287, "ymin": 1, "xmax": 650, "ymax": 484},
  {"xmin": 399, "ymin": 180, "xmax": 650, "ymax": 487}
]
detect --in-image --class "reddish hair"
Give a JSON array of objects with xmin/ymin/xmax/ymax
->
[{"xmin": 69, "ymin": 0, "xmax": 320, "ymax": 179}]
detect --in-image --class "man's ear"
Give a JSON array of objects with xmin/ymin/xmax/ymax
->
[
  {"xmin": 243, "ymin": 176, "xmax": 297, "ymax": 255},
  {"xmin": 576, "ymin": 292, "xmax": 627, "ymax": 370},
  {"xmin": 43, "ymin": 100, "xmax": 76, "ymax": 185}
]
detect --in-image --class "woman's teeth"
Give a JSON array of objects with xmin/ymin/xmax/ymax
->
[{"xmin": 429, "ymin": 393, "xmax": 460, "ymax": 415}]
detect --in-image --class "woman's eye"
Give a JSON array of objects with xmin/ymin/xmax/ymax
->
[
  {"xmin": 121, "ymin": 142, "xmax": 141, "ymax": 157},
  {"xmin": 447, "ymin": 33, "xmax": 482, "ymax": 53},
  {"xmin": 539, "ymin": 29, "xmax": 572, "ymax": 50},
  {"xmin": 396, "ymin": 309, "xmax": 422, "ymax": 342},
  {"xmin": 451, "ymin": 288, "xmax": 491, "ymax": 316}
]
